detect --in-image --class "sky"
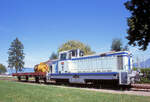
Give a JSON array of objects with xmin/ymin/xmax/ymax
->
[{"xmin": 0, "ymin": 0, "xmax": 150, "ymax": 68}]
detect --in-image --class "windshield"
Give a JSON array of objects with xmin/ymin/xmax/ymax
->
[{"xmin": 60, "ymin": 53, "xmax": 67, "ymax": 60}]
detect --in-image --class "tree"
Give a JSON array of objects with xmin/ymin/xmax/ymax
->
[
  {"xmin": 58, "ymin": 40, "xmax": 95, "ymax": 55},
  {"xmin": 0, "ymin": 64, "xmax": 7, "ymax": 74},
  {"xmin": 50, "ymin": 52, "xmax": 58, "ymax": 60},
  {"xmin": 111, "ymin": 38, "xmax": 123, "ymax": 51},
  {"xmin": 8, "ymin": 38, "xmax": 25, "ymax": 73},
  {"xmin": 111, "ymin": 38, "xmax": 129, "ymax": 51},
  {"xmin": 124, "ymin": 0, "xmax": 150, "ymax": 50},
  {"xmin": 123, "ymin": 45, "xmax": 129, "ymax": 51}
]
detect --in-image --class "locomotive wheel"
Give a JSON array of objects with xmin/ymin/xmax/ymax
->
[
  {"xmin": 25, "ymin": 76, "xmax": 29, "ymax": 82},
  {"xmin": 17, "ymin": 76, "xmax": 21, "ymax": 81},
  {"xmin": 43, "ymin": 77, "xmax": 47, "ymax": 84},
  {"xmin": 35, "ymin": 76, "xmax": 39, "ymax": 83}
]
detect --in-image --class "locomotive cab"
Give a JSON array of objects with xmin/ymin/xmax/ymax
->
[{"xmin": 59, "ymin": 49, "xmax": 84, "ymax": 60}]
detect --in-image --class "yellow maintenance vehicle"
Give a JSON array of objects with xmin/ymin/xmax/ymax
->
[{"xmin": 34, "ymin": 62, "xmax": 50, "ymax": 73}]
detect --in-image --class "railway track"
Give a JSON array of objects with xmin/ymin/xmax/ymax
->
[
  {"xmin": 131, "ymin": 84, "xmax": 150, "ymax": 92},
  {"xmin": 131, "ymin": 84, "xmax": 150, "ymax": 89}
]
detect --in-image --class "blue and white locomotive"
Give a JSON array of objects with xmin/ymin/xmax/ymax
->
[{"xmin": 48, "ymin": 49, "xmax": 137, "ymax": 85}]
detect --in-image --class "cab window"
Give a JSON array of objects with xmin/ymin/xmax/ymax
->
[
  {"xmin": 80, "ymin": 51, "xmax": 84, "ymax": 56},
  {"xmin": 72, "ymin": 50, "xmax": 77, "ymax": 57},
  {"xmin": 60, "ymin": 53, "xmax": 67, "ymax": 60}
]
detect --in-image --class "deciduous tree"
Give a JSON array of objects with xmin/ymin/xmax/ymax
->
[
  {"xmin": 124, "ymin": 0, "xmax": 150, "ymax": 50},
  {"xmin": 50, "ymin": 52, "xmax": 58, "ymax": 60},
  {"xmin": 0, "ymin": 64, "xmax": 6, "ymax": 74},
  {"xmin": 111, "ymin": 38, "xmax": 123, "ymax": 51},
  {"xmin": 58, "ymin": 40, "xmax": 94, "ymax": 55},
  {"xmin": 111, "ymin": 38, "xmax": 129, "ymax": 51}
]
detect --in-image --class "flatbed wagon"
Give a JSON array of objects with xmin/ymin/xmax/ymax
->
[{"xmin": 12, "ymin": 72, "xmax": 47, "ymax": 83}]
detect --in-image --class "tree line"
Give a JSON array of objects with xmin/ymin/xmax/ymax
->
[{"xmin": 5, "ymin": 38, "xmax": 126, "ymax": 73}]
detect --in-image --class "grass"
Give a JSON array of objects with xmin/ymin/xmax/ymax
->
[{"xmin": 0, "ymin": 80, "xmax": 150, "ymax": 102}]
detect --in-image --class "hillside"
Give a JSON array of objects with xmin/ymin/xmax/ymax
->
[{"xmin": 133, "ymin": 58, "xmax": 150, "ymax": 68}]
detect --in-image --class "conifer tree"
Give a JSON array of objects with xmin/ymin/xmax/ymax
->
[{"xmin": 8, "ymin": 38, "xmax": 25, "ymax": 73}]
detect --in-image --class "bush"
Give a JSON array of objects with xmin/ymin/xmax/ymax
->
[
  {"xmin": 133, "ymin": 67, "xmax": 138, "ymax": 71},
  {"xmin": 140, "ymin": 68, "xmax": 150, "ymax": 83},
  {"xmin": 0, "ymin": 64, "xmax": 7, "ymax": 74}
]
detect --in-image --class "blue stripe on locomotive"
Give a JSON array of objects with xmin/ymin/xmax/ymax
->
[{"xmin": 50, "ymin": 72, "xmax": 118, "ymax": 76}]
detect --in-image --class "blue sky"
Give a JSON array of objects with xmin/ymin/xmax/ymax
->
[{"xmin": 0, "ymin": 0, "xmax": 149, "ymax": 68}]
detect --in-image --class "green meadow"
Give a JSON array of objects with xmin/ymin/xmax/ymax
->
[{"xmin": 0, "ymin": 80, "xmax": 150, "ymax": 102}]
